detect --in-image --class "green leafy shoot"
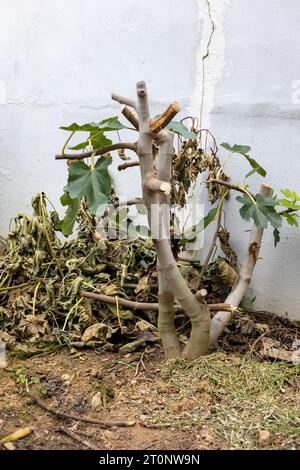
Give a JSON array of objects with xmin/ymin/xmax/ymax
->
[
  {"xmin": 221, "ymin": 143, "xmax": 251, "ymax": 154},
  {"xmin": 166, "ymin": 121, "xmax": 196, "ymax": 140},
  {"xmin": 68, "ymin": 132, "xmax": 112, "ymax": 151},
  {"xmin": 221, "ymin": 143, "xmax": 266, "ymax": 178},
  {"xmin": 60, "ymin": 116, "xmax": 126, "ymax": 153},
  {"xmin": 236, "ymin": 194, "xmax": 282, "ymax": 230},
  {"xmin": 53, "ymin": 192, "xmax": 80, "ymax": 237},
  {"xmin": 60, "ymin": 116, "xmax": 126, "ymax": 133},
  {"xmin": 278, "ymin": 188, "xmax": 300, "ymax": 227},
  {"xmin": 66, "ymin": 156, "xmax": 112, "ymax": 215},
  {"xmin": 279, "ymin": 188, "xmax": 300, "ymax": 211},
  {"xmin": 282, "ymin": 212, "xmax": 299, "ymax": 227},
  {"xmin": 180, "ymin": 207, "xmax": 218, "ymax": 244}
]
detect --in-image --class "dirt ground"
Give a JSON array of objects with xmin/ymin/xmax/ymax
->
[
  {"xmin": 0, "ymin": 337, "xmax": 299, "ymax": 451},
  {"xmin": 0, "ymin": 347, "xmax": 214, "ymax": 451}
]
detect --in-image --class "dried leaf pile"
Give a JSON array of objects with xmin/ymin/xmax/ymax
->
[
  {"xmin": 0, "ymin": 194, "xmax": 232, "ymax": 357},
  {"xmin": 0, "ymin": 193, "xmax": 298, "ymax": 360}
]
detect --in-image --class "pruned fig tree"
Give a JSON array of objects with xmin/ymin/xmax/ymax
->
[{"xmin": 55, "ymin": 81, "xmax": 300, "ymax": 360}]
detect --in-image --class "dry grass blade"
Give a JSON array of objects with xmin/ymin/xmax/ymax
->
[{"xmin": 120, "ymin": 353, "xmax": 300, "ymax": 449}]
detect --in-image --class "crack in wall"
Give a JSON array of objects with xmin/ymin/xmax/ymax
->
[
  {"xmin": 190, "ymin": 0, "xmax": 230, "ymax": 130},
  {"xmin": 199, "ymin": 0, "xmax": 216, "ymax": 129}
]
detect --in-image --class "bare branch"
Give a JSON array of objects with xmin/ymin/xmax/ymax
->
[
  {"xmin": 207, "ymin": 179, "xmax": 256, "ymax": 199},
  {"xmin": 118, "ymin": 160, "xmax": 139, "ymax": 171},
  {"xmin": 30, "ymin": 392, "xmax": 135, "ymax": 428},
  {"xmin": 111, "ymin": 92, "xmax": 136, "ymax": 109},
  {"xmin": 113, "ymin": 198, "xmax": 142, "ymax": 208},
  {"xmin": 58, "ymin": 428, "xmax": 99, "ymax": 450},
  {"xmin": 200, "ymin": 207, "xmax": 222, "ymax": 276},
  {"xmin": 55, "ymin": 142, "xmax": 137, "ymax": 161},
  {"xmin": 80, "ymin": 290, "xmax": 232, "ymax": 312},
  {"xmin": 150, "ymin": 101, "xmax": 180, "ymax": 133}
]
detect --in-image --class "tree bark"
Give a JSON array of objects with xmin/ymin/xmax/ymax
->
[
  {"xmin": 79, "ymin": 289, "xmax": 232, "ymax": 312},
  {"xmin": 156, "ymin": 131, "xmax": 181, "ymax": 358},
  {"xmin": 134, "ymin": 81, "xmax": 210, "ymax": 359},
  {"xmin": 150, "ymin": 101, "xmax": 180, "ymax": 133}
]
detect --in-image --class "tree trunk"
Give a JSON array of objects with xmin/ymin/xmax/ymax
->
[
  {"xmin": 209, "ymin": 183, "xmax": 273, "ymax": 347},
  {"xmin": 156, "ymin": 131, "xmax": 181, "ymax": 358},
  {"xmin": 135, "ymin": 81, "xmax": 210, "ymax": 359}
]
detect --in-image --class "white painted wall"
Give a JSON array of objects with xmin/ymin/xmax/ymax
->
[{"xmin": 0, "ymin": 0, "xmax": 299, "ymax": 318}]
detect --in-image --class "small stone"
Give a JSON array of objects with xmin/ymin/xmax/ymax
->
[
  {"xmin": 0, "ymin": 419, "xmax": 4, "ymax": 431},
  {"xmin": 139, "ymin": 414, "xmax": 148, "ymax": 422},
  {"xmin": 100, "ymin": 429, "xmax": 114, "ymax": 441},
  {"xmin": 3, "ymin": 442, "xmax": 16, "ymax": 450},
  {"xmin": 91, "ymin": 391, "xmax": 103, "ymax": 409},
  {"xmin": 258, "ymin": 429, "xmax": 271, "ymax": 448},
  {"xmin": 90, "ymin": 368, "xmax": 99, "ymax": 377},
  {"xmin": 61, "ymin": 374, "xmax": 71, "ymax": 382}
]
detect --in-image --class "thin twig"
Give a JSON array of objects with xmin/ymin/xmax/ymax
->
[
  {"xmin": 55, "ymin": 142, "xmax": 137, "ymax": 160},
  {"xmin": 249, "ymin": 330, "xmax": 270, "ymax": 354},
  {"xmin": 200, "ymin": 208, "xmax": 223, "ymax": 276},
  {"xmin": 278, "ymin": 207, "xmax": 298, "ymax": 216},
  {"xmin": 207, "ymin": 179, "xmax": 256, "ymax": 199},
  {"xmin": 58, "ymin": 427, "xmax": 99, "ymax": 450},
  {"xmin": 118, "ymin": 160, "xmax": 139, "ymax": 171},
  {"xmin": 140, "ymin": 422, "xmax": 172, "ymax": 429},
  {"xmin": 30, "ymin": 393, "xmax": 135, "ymax": 428},
  {"xmin": 112, "ymin": 198, "xmax": 142, "ymax": 208}
]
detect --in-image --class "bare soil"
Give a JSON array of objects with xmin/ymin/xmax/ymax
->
[
  {"xmin": 0, "ymin": 347, "xmax": 221, "ymax": 450},
  {"xmin": 0, "ymin": 310, "xmax": 299, "ymax": 451}
]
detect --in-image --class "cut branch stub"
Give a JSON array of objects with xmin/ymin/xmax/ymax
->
[
  {"xmin": 195, "ymin": 289, "xmax": 208, "ymax": 303},
  {"xmin": 150, "ymin": 101, "xmax": 181, "ymax": 134},
  {"xmin": 121, "ymin": 106, "xmax": 139, "ymax": 130},
  {"xmin": 145, "ymin": 178, "xmax": 171, "ymax": 195},
  {"xmin": 111, "ymin": 93, "xmax": 136, "ymax": 109}
]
